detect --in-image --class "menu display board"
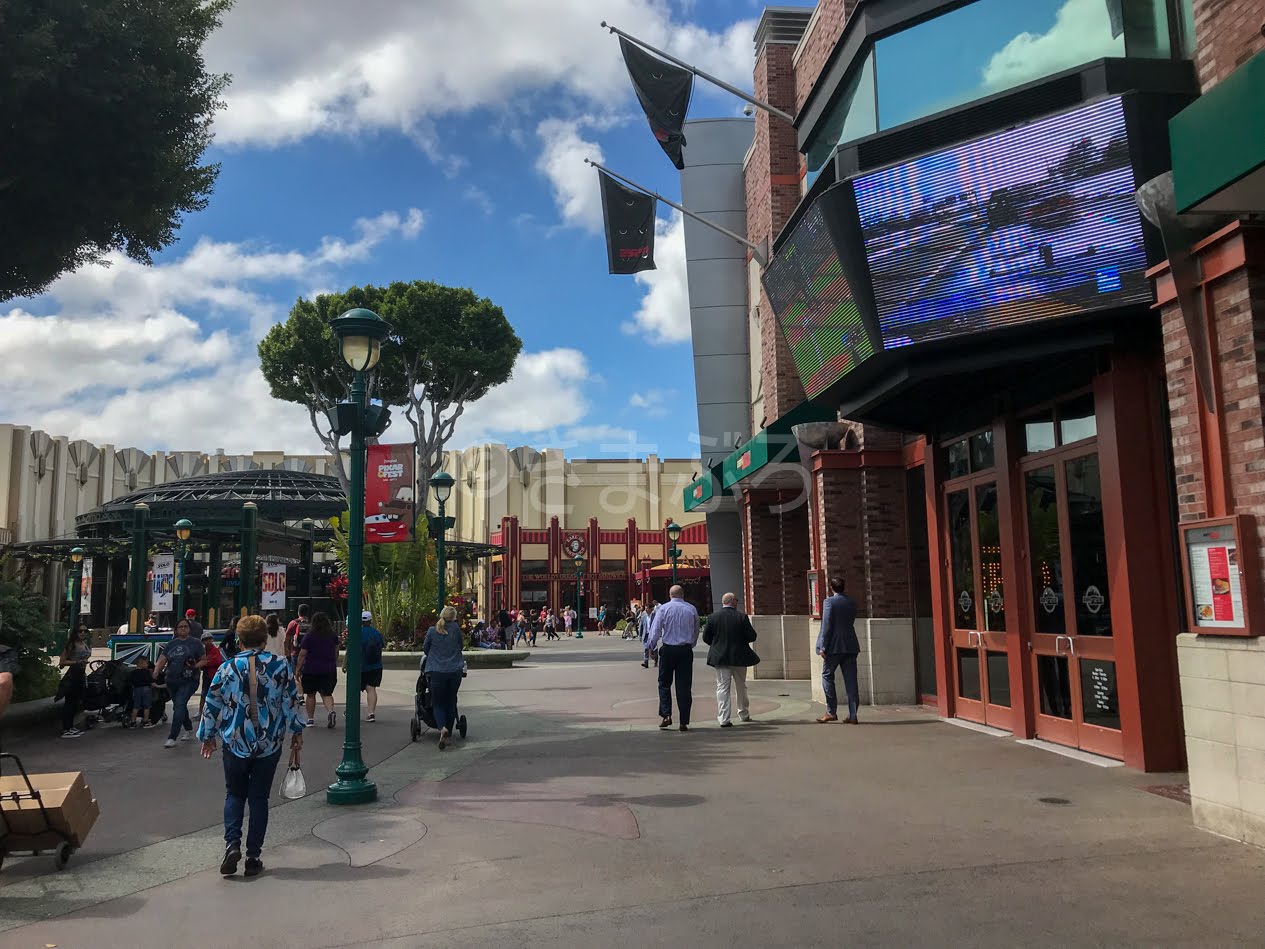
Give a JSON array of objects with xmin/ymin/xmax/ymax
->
[{"xmin": 1181, "ymin": 516, "xmax": 1260, "ymax": 636}]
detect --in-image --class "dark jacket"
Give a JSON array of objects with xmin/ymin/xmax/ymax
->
[
  {"xmin": 702, "ymin": 606, "xmax": 760, "ymax": 668},
  {"xmin": 816, "ymin": 593, "xmax": 860, "ymax": 655}
]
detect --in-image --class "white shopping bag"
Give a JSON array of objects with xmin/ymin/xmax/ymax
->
[{"xmin": 280, "ymin": 747, "xmax": 306, "ymax": 799}]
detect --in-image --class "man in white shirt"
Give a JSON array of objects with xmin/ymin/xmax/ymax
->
[{"xmin": 647, "ymin": 586, "xmax": 700, "ymax": 731}]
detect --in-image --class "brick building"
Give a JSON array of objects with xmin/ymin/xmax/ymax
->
[{"xmin": 681, "ymin": 0, "xmax": 1265, "ymax": 795}]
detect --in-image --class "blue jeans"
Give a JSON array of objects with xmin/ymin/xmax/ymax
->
[
  {"xmin": 167, "ymin": 679, "xmax": 198, "ymax": 740},
  {"xmin": 822, "ymin": 653, "xmax": 860, "ymax": 720},
  {"xmin": 222, "ymin": 749, "xmax": 283, "ymax": 858},
  {"xmin": 429, "ymin": 671, "xmax": 462, "ymax": 731}
]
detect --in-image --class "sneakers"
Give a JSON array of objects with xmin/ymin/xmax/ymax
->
[
  {"xmin": 244, "ymin": 857, "xmax": 264, "ymax": 877},
  {"xmin": 164, "ymin": 738, "xmax": 177, "ymax": 748},
  {"xmin": 220, "ymin": 844, "xmax": 241, "ymax": 876},
  {"xmin": 60, "ymin": 728, "xmax": 83, "ymax": 739},
  {"xmin": 367, "ymin": 713, "xmax": 376, "ymax": 723},
  {"xmin": 720, "ymin": 721, "xmax": 733, "ymax": 728},
  {"xmin": 306, "ymin": 718, "xmax": 315, "ymax": 727},
  {"xmin": 438, "ymin": 727, "xmax": 449, "ymax": 750},
  {"xmin": 142, "ymin": 720, "xmax": 157, "ymax": 729},
  {"xmin": 327, "ymin": 710, "xmax": 336, "ymax": 729},
  {"xmin": 179, "ymin": 730, "xmax": 194, "ymax": 741}
]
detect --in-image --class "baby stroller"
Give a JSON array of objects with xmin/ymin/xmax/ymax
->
[
  {"xmin": 409, "ymin": 657, "xmax": 467, "ymax": 743},
  {"xmin": 78, "ymin": 659, "xmax": 132, "ymax": 727}
]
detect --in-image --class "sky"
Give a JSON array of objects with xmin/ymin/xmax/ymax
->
[{"xmin": 1, "ymin": 0, "xmax": 766, "ymax": 463}]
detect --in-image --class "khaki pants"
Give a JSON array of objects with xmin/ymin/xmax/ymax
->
[{"xmin": 714, "ymin": 666, "xmax": 750, "ymax": 724}]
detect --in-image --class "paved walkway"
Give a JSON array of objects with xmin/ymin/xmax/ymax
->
[{"xmin": 2, "ymin": 637, "xmax": 1264, "ymax": 947}]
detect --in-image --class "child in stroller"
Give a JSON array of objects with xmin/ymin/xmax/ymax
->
[
  {"xmin": 75, "ymin": 658, "xmax": 169, "ymax": 729},
  {"xmin": 409, "ymin": 655, "xmax": 468, "ymax": 743}
]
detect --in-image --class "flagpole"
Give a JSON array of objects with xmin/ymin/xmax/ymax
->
[
  {"xmin": 585, "ymin": 158, "xmax": 768, "ymax": 266},
  {"xmin": 601, "ymin": 21, "xmax": 796, "ymax": 125}
]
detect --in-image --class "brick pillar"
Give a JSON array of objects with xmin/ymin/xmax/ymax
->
[
  {"xmin": 1191, "ymin": 0, "xmax": 1265, "ymax": 90},
  {"xmin": 741, "ymin": 488, "xmax": 812, "ymax": 679}
]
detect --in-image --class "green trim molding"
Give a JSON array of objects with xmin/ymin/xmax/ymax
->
[
  {"xmin": 683, "ymin": 463, "xmax": 725, "ymax": 513},
  {"xmin": 721, "ymin": 401, "xmax": 834, "ymax": 489},
  {"xmin": 1172, "ymin": 50, "xmax": 1265, "ymax": 214}
]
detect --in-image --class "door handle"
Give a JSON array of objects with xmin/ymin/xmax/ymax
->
[{"xmin": 1054, "ymin": 635, "xmax": 1067, "ymax": 654}]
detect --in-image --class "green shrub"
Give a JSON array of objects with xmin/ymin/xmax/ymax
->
[{"xmin": 0, "ymin": 576, "xmax": 60, "ymax": 702}]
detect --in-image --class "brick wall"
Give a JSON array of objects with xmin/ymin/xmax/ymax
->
[
  {"xmin": 793, "ymin": 0, "xmax": 858, "ymax": 113},
  {"xmin": 742, "ymin": 490, "xmax": 811, "ymax": 615},
  {"xmin": 1192, "ymin": 0, "xmax": 1265, "ymax": 89}
]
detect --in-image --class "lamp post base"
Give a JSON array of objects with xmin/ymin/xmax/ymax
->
[{"xmin": 326, "ymin": 777, "xmax": 378, "ymax": 805}]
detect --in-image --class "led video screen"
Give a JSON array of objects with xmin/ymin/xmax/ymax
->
[
  {"xmin": 763, "ymin": 193, "xmax": 875, "ymax": 398},
  {"xmin": 852, "ymin": 96, "xmax": 1150, "ymax": 349}
]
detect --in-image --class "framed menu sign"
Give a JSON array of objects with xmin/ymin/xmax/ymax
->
[
  {"xmin": 1180, "ymin": 515, "xmax": 1261, "ymax": 637},
  {"xmin": 807, "ymin": 571, "xmax": 822, "ymax": 619}
]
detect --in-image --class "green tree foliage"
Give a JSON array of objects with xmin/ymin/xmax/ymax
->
[
  {"xmin": 0, "ymin": 0, "xmax": 233, "ymax": 301},
  {"xmin": 328, "ymin": 513, "xmax": 439, "ymax": 644},
  {"xmin": 258, "ymin": 281, "xmax": 521, "ymax": 503},
  {"xmin": 0, "ymin": 574, "xmax": 61, "ymax": 702}
]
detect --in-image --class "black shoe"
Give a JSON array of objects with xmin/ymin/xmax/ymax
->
[
  {"xmin": 659, "ymin": 717, "xmax": 672, "ymax": 729},
  {"xmin": 641, "ymin": 661, "xmax": 649, "ymax": 668},
  {"xmin": 720, "ymin": 721, "xmax": 733, "ymax": 728},
  {"xmin": 244, "ymin": 857, "xmax": 264, "ymax": 877},
  {"xmin": 221, "ymin": 844, "xmax": 241, "ymax": 876},
  {"xmin": 679, "ymin": 724, "xmax": 689, "ymax": 732}
]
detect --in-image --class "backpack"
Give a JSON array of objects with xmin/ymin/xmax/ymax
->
[
  {"xmin": 286, "ymin": 617, "xmax": 310, "ymax": 656},
  {"xmin": 363, "ymin": 630, "xmax": 383, "ymax": 667}
]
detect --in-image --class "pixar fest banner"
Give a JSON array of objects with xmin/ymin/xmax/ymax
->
[{"xmin": 365, "ymin": 444, "xmax": 416, "ymax": 544}]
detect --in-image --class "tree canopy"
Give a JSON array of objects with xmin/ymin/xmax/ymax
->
[
  {"xmin": 258, "ymin": 281, "xmax": 522, "ymax": 502},
  {"xmin": 0, "ymin": 0, "xmax": 232, "ymax": 301}
]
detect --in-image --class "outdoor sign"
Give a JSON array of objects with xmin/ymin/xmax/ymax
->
[
  {"xmin": 1180, "ymin": 515, "xmax": 1262, "ymax": 636},
  {"xmin": 80, "ymin": 558, "xmax": 93, "ymax": 615},
  {"xmin": 365, "ymin": 443, "xmax": 415, "ymax": 544},
  {"xmin": 261, "ymin": 562, "xmax": 287, "ymax": 611},
  {"xmin": 619, "ymin": 36, "xmax": 692, "ymax": 169},
  {"xmin": 598, "ymin": 170, "xmax": 657, "ymax": 274},
  {"xmin": 152, "ymin": 553, "xmax": 175, "ymax": 612}
]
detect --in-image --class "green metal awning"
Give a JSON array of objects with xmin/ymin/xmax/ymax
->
[
  {"xmin": 1172, "ymin": 51, "xmax": 1265, "ymax": 214},
  {"xmin": 683, "ymin": 463, "xmax": 727, "ymax": 513},
  {"xmin": 721, "ymin": 401, "xmax": 834, "ymax": 490}
]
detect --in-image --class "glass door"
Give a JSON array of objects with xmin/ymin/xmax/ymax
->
[{"xmin": 1022, "ymin": 450, "xmax": 1122, "ymax": 759}]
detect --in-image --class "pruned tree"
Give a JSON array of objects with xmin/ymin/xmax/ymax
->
[
  {"xmin": 258, "ymin": 281, "xmax": 521, "ymax": 507},
  {"xmin": 1, "ymin": 0, "xmax": 233, "ymax": 301}
]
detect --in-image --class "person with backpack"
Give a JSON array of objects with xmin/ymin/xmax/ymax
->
[
  {"xmin": 284, "ymin": 605, "xmax": 311, "ymax": 671},
  {"xmin": 358, "ymin": 610, "xmax": 385, "ymax": 723},
  {"xmin": 198, "ymin": 614, "xmax": 305, "ymax": 878}
]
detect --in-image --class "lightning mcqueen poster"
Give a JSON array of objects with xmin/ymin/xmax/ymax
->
[{"xmin": 365, "ymin": 444, "xmax": 416, "ymax": 544}]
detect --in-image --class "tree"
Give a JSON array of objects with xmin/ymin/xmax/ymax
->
[
  {"xmin": 0, "ymin": 0, "xmax": 233, "ymax": 301},
  {"xmin": 0, "ymin": 571, "xmax": 60, "ymax": 703},
  {"xmin": 258, "ymin": 281, "xmax": 522, "ymax": 504}
]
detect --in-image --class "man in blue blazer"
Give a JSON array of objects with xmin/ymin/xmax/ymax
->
[{"xmin": 816, "ymin": 576, "xmax": 860, "ymax": 724}]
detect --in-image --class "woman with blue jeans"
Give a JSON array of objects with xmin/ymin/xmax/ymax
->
[
  {"xmin": 154, "ymin": 618, "xmax": 206, "ymax": 748},
  {"xmin": 422, "ymin": 606, "xmax": 465, "ymax": 750}
]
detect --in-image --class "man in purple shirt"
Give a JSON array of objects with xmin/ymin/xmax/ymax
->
[{"xmin": 647, "ymin": 585, "xmax": 700, "ymax": 731}]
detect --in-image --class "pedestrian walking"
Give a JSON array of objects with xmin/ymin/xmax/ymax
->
[
  {"xmin": 359, "ymin": 610, "xmax": 384, "ymax": 722},
  {"xmin": 816, "ymin": 576, "xmax": 861, "ymax": 724},
  {"xmin": 284, "ymin": 604, "xmax": 311, "ymax": 668},
  {"xmin": 703, "ymin": 593, "xmax": 760, "ymax": 727},
  {"xmin": 639, "ymin": 602, "xmax": 656, "ymax": 667},
  {"xmin": 221, "ymin": 615, "xmax": 240, "ymax": 659},
  {"xmin": 265, "ymin": 613, "xmax": 284, "ymax": 658},
  {"xmin": 57, "ymin": 624, "xmax": 92, "ymax": 738},
  {"xmin": 184, "ymin": 608, "xmax": 203, "ymax": 639},
  {"xmin": 647, "ymin": 585, "xmax": 699, "ymax": 731},
  {"xmin": 198, "ymin": 614, "xmax": 305, "ymax": 878},
  {"xmin": 154, "ymin": 617, "xmax": 207, "ymax": 747},
  {"xmin": 296, "ymin": 611, "xmax": 339, "ymax": 728},
  {"xmin": 422, "ymin": 606, "xmax": 465, "ymax": 750},
  {"xmin": 196, "ymin": 630, "xmax": 225, "ymax": 720},
  {"xmin": 564, "ymin": 607, "xmax": 573, "ymax": 636}
]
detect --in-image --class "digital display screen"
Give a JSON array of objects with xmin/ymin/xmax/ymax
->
[
  {"xmin": 763, "ymin": 193, "xmax": 874, "ymax": 397},
  {"xmin": 852, "ymin": 96, "xmax": 1150, "ymax": 349}
]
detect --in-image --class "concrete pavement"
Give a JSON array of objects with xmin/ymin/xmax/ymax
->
[{"xmin": 2, "ymin": 636, "xmax": 1264, "ymax": 947}]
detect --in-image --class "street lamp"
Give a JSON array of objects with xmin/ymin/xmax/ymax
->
[
  {"xmin": 573, "ymin": 554, "xmax": 585, "ymax": 639},
  {"xmin": 67, "ymin": 546, "xmax": 85, "ymax": 648},
  {"xmin": 666, "ymin": 521, "xmax": 683, "ymax": 586},
  {"xmin": 174, "ymin": 518, "xmax": 193, "ymax": 622},
  {"xmin": 429, "ymin": 470, "xmax": 455, "ymax": 613},
  {"xmin": 326, "ymin": 307, "xmax": 392, "ymax": 806}
]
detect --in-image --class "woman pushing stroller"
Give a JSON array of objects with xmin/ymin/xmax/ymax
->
[{"xmin": 421, "ymin": 606, "xmax": 465, "ymax": 750}]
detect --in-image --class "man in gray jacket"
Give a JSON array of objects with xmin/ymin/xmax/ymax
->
[{"xmin": 815, "ymin": 576, "xmax": 860, "ymax": 724}]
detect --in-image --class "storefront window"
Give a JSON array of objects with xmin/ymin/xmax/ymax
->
[
  {"xmin": 1065, "ymin": 454, "xmax": 1112, "ymax": 636},
  {"xmin": 872, "ymin": 0, "xmax": 1173, "ymax": 131},
  {"xmin": 520, "ymin": 560, "xmax": 548, "ymax": 576},
  {"xmin": 1026, "ymin": 466, "xmax": 1065, "ymax": 635},
  {"xmin": 970, "ymin": 431, "xmax": 995, "ymax": 471},
  {"xmin": 1023, "ymin": 410, "xmax": 1057, "ymax": 454},
  {"xmin": 976, "ymin": 483, "xmax": 1005, "ymax": 631},
  {"xmin": 600, "ymin": 560, "xmax": 626, "ymax": 574},
  {"xmin": 947, "ymin": 489, "xmax": 975, "ymax": 629},
  {"xmin": 947, "ymin": 440, "xmax": 971, "ymax": 479},
  {"xmin": 986, "ymin": 652, "xmax": 1011, "ymax": 707},
  {"xmin": 805, "ymin": 51, "xmax": 877, "ymax": 186},
  {"xmin": 1058, "ymin": 394, "xmax": 1097, "ymax": 444}
]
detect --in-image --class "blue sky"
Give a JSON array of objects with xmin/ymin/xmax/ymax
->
[{"xmin": 2, "ymin": 0, "xmax": 764, "ymax": 462}]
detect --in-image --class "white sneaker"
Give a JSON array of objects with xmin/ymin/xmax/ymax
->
[
  {"xmin": 60, "ymin": 729, "xmax": 82, "ymax": 739},
  {"xmin": 164, "ymin": 738, "xmax": 177, "ymax": 748},
  {"xmin": 306, "ymin": 718, "xmax": 315, "ymax": 727},
  {"xmin": 180, "ymin": 731, "xmax": 193, "ymax": 742}
]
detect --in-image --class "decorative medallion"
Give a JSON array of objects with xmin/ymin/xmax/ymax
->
[
  {"xmin": 1040, "ymin": 587, "xmax": 1059, "ymax": 614},
  {"xmin": 563, "ymin": 533, "xmax": 587, "ymax": 558},
  {"xmin": 958, "ymin": 590, "xmax": 973, "ymax": 615},
  {"xmin": 987, "ymin": 589, "xmax": 1004, "ymax": 614},
  {"xmin": 1082, "ymin": 585, "xmax": 1105, "ymax": 615}
]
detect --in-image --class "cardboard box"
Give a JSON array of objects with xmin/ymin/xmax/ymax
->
[{"xmin": 0, "ymin": 771, "xmax": 98, "ymax": 847}]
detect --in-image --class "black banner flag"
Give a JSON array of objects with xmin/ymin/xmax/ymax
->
[
  {"xmin": 619, "ymin": 36, "xmax": 693, "ymax": 170},
  {"xmin": 598, "ymin": 170, "xmax": 656, "ymax": 274}
]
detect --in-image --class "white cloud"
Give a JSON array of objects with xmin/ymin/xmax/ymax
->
[
  {"xmin": 204, "ymin": 1, "xmax": 757, "ymax": 150},
  {"xmin": 536, "ymin": 118, "xmax": 606, "ymax": 234},
  {"xmin": 629, "ymin": 388, "xmax": 675, "ymax": 417},
  {"xmin": 982, "ymin": 0, "xmax": 1122, "ymax": 91},
  {"xmin": 563, "ymin": 424, "xmax": 637, "ymax": 444},
  {"xmin": 622, "ymin": 214, "xmax": 691, "ymax": 344},
  {"xmin": 449, "ymin": 348, "xmax": 595, "ymax": 445},
  {"xmin": 463, "ymin": 186, "xmax": 495, "ymax": 215}
]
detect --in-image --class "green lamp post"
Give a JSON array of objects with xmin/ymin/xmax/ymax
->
[
  {"xmin": 66, "ymin": 546, "xmax": 86, "ymax": 648},
  {"xmin": 430, "ymin": 471, "xmax": 455, "ymax": 613},
  {"xmin": 666, "ymin": 521, "xmax": 683, "ymax": 586},
  {"xmin": 173, "ymin": 518, "xmax": 193, "ymax": 622},
  {"xmin": 326, "ymin": 307, "xmax": 392, "ymax": 806},
  {"xmin": 573, "ymin": 554, "xmax": 585, "ymax": 638}
]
